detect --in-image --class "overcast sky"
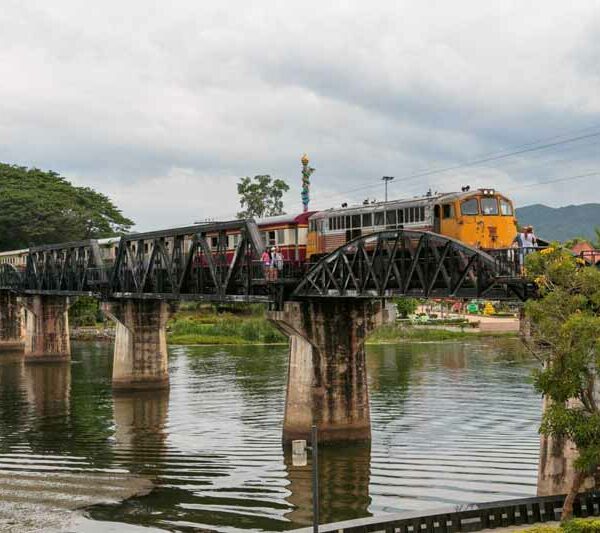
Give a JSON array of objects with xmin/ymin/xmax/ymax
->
[{"xmin": 1, "ymin": 1, "xmax": 599, "ymax": 230}]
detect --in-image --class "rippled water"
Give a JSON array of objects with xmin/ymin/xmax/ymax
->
[{"xmin": 0, "ymin": 339, "xmax": 541, "ymax": 532}]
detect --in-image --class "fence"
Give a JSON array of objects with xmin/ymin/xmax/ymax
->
[{"xmin": 292, "ymin": 492, "xmax": 600, "ymax": 533}]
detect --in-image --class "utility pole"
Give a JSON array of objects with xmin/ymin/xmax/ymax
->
[{"xmin": 382, "ymin": 176, "xmax": 394, "ymax": 203}]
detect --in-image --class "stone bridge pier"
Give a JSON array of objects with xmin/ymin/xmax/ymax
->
[
  {"xmin": 0, "ymin": 291, "xmax": 24, "ymax": 349},
  {"xmin": 269, "ymin": 299, "xmax": 386, "ymax": 444},
  {"xmin": 22, "ymin": 295, "xmax": 71, "ymax": 362},
  {"xmin": 102, "ymin": 300, "xmax": 175, "ymax": 391}
]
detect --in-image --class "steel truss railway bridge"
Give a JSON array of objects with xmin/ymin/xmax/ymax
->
[
  {"xmin": 0, "ymin": 219, "xmax": 535, "ymax": 443},
  {"xmin": 0, "ymin": 219, "xmax": 574, "ymax": 498},
  {"xmin": 0, "ymin": 220, "xmax": 532, "ymax": 434}
]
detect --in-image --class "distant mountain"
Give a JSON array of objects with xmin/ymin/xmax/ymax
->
[{"xmin": 515, "ymin": 203, "xmax": 600, "ymax": 243}]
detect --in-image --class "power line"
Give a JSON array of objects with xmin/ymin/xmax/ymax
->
[
  {"xmin": 514, "ymin": 170, "xmax": 600, "ymax": 191},
  {"xmin": 311, "ymin": 126, "xmax": 600, "ymax": 206}
]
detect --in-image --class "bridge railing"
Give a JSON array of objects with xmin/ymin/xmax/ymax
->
[
  {"xmin": 292, "ymin": 491, "xmax": 600, "ymax": 533},
  {"xmin": 486, "ymin": 247, "xmax": 550, "ymax": 277}
]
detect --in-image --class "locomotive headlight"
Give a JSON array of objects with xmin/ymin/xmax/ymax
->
[{"xmin": 482, "ymin": 188, "xmax": 495, "ymax": 196}]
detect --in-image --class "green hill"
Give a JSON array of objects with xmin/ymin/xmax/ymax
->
[{"xmin": 515, "ymin": 203, "xmax": 600, "ymax": 243}]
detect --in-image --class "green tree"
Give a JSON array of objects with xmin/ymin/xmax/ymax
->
[
  {"xmin": 563, "ymin": 237, "xmax": 591, "ymax": 249},
  {"xmin": 594, "ymin": 227, "xmax": 600, "ymax": 249},
  {"xmin": 0, "ymin": 163, "xmax": 133, "ymax": 251},
  {"xmin": 524, "ymin": 247, "xmax": 600, "ymax": 519},
  {"xmin": 236, "ymin": 175, "xmax": 289, "ymax": 219},
  {"xmin": 395, "ymin": 297, "xmax": 419, "ymax": 318}
]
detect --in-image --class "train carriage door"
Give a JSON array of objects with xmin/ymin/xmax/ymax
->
[{"xmin": 433, "ymin": 205, "xmax": 441, "ymax": 233}]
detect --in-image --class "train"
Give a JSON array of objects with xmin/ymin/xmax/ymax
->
[{"xmin": 0, "ymin": 188, "xmax": 517, "ymax": 270}]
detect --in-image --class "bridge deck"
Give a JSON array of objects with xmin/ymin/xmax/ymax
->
[{"xmin": 0, "ymin": 226, "xmax": 533, "ymax": 306}]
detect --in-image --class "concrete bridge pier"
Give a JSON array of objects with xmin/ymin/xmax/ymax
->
[
  {"xmin": 269, "ymin": 300, "xmax": 386, "ymax": 444},
  {"xmin": 538, "ymin": 396, "xmax": 600, "ymax": 496},
  {"xmin": 102, "ymin": 300, "xmax": 174, "ymax": 391},
  {"xmin": 0, "ymin": 291, "xmax": 24, "ymax": 349},
  {"xmin": 23, "ymin": 295, "xmax": 71, "ymax": 362}
]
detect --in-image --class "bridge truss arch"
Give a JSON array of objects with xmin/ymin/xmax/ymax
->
[{"xmin": 293, "ymin": 230, "xmax": 532, "ymax": 301}]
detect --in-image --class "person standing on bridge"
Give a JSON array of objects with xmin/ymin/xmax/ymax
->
[
  {"xmin": 261, "ymin": 249, "xmax": 271, "ymax": 278},
  {"xmin": 516, "ymin": 225, "xmax": 538, "ymax": 272},
  {"xmin": 273, "ymin": 246, "xmax": 284, "ymax": 272}
]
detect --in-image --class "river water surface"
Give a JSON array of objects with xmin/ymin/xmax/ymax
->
[{"xmin": 0, "ymin": 339, "xmax": 541, "ymax": 532}]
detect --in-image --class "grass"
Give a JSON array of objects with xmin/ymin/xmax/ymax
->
[
  {"xmin": 366, "ymin": 324, "xmax": 517, "ymax": 343},
  {"xmin": 168, "ymin": 310, "xmax": 517, "ymax": 346},
  {"xmin": 168, "ymin": 312, "xmax": 287, "ymax": 345}
]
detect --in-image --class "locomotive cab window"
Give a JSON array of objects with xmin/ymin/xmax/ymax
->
[
  {"xmin": 499, "ymin": 199, "xmax": 513, "ymax": 216},
  {"xmin": 481, "ymin": 197, "xmax": 499, "ymax": 215},
  {"xmin": 460, "ymin": 198, "xmax": 479, "ymax": 215}
]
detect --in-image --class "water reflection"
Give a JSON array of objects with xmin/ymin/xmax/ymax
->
[
  {"xmin": 24, "ymin": 362, "xmax": 71, "ymax": 418},
  {"xmin": 113, "ymin": 390, "xmax": 170, "ymax": 474},
  {"xmin": 284, "ymin": 443, "xmax": 372, "ymax": 527},
  {"xmin": 0, "ymin": 339, "xmax": 541, "ymax": 532}
]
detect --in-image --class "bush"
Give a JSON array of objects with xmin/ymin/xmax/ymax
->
[
  {"xmin": 562, "ymin": 518, "xmax": 600, "ymax": 533},
  {"xmin": 395, "ymin": 297, "xmax": 419, "ymax": 318},
  {"xmin": 69, "ymin": 296, "xmax": 100, "ymax": 327},
  {"xmin": 521, "ymin": 518, "xmax": 600, "ymax": 533}
]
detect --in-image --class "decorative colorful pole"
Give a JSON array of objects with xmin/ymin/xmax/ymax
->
[{"xmin": 301, "ymin": 153, "xmax": 315, "ymax": 213}]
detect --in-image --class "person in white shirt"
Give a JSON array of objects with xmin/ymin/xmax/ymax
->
[{"xmin": 516, "ymin": 225, "xmax": 537, "ymax": 272}]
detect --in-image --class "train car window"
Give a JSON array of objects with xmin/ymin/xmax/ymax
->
[
  {"xmin": 397, "ymin": 209, "xmax": 403, "ymax": 223},
  {"xmin": 211, "ymin": 236, "xmax": 219, "ymax": 248},
  {"xmin": 277, "ymin": 229, "xmax": 285, "ymax": 243},
  {"xmin": 481, "ymin": 197, "xmax": 499, "ymax": 215},
  {"xmin": 330, "ymin": 217, "xmax": 336, "ymax": 230},
  {"xmin": 500, "ymin": 199, "xmax": 513, "ymax": 216},
  {"xmin": 144, "ymin": 243, "xmax": 149, "ymax": 253},
  {"xmin": 386, "ymin": 210, "xmax": 397, "ymax": 225},
  {"xmin": 362, "ymin": 213, "xmax": 372, "ymax": 227},
  {"xmin": 374, "ymin": 211, "xmax": 384, "ymax": 226},
  {"xmin": 407, "ymin": 208, "xmax": 413, "ymax": 223},
  {"xmin": 460, "ymin": 198, "xmax": 479, "ymax": 215},
  {"xmin": 352, "ymin": 214, "xmax": 361, "ymax": 228},
  {"xmin": 442, "ymin": 204, "xmax": 454, "ymax": 219},
  {"xmin": 345, "ymin": 215, "xmax": 351, "ymax": 229},
  {"xmin": 419, "ymin": 206, "xmax": 425, "ymax": 221}
]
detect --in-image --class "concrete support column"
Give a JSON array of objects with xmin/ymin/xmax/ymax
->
[
  {"xmin": 23, "ymin": 296, "xmax": 71, "ymax": 362},
  {"xmin": 269, "ymin": 300, "xmax": 386, "ymax": 444},
  {"xmin": 102, "ymin": 300, "xmax": 173, "ymax": 391},
  {"xmin": 0, "ymin": 291, "xmax": 24, "ymax": 349}
]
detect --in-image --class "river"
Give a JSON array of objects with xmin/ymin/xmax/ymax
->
[{"xmin": 0, "ymin": 339, "xmax": 541, "ymax": 532}]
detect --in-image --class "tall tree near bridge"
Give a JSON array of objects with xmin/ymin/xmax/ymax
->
[
  {"xmin": 0, "ymin": 163, "xmax": 133, "ymax": 251},
  {"xmin": 236, "ymin": 174, "xmax": 289, "ymax": 219},
  {"xmin": 525, "ymin": 247, "xmax": 600, "ymax": 520}
]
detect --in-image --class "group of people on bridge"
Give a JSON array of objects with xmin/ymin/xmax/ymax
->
[{"xmin": 261, "ymin": 246, "xmax": 284, "ymax": 280}]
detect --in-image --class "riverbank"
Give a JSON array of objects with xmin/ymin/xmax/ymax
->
[{"xmin": 69, "ymin": 309, "xmax": 518, "ymax": 345}]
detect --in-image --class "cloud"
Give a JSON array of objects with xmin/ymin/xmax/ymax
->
[{"xmin": 0, "ymin": 0, "xmax": 599, "ymax": 230}]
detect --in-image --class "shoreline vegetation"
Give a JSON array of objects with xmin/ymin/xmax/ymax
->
[{"xmin": 70, "ymin": 303, "xmax": 518, "ymax": 345}]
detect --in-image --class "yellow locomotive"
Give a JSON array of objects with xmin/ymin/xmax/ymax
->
[{"xmin": 307, "ymin": 188, "xmax": 517, "ymax": 259}]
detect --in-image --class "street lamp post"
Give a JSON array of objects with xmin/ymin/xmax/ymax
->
[
  {"xmin": 382, "ymin": 176, "xmax": 395, "ymax": 228},
  {"xmin": 382, "ymin": 176, "xmax": 395, "ymax": 203}
]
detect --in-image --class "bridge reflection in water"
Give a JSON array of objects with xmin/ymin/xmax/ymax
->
[{"xmin": 284, "ymin": 443, "xmax": 372, "ymax": 527}]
